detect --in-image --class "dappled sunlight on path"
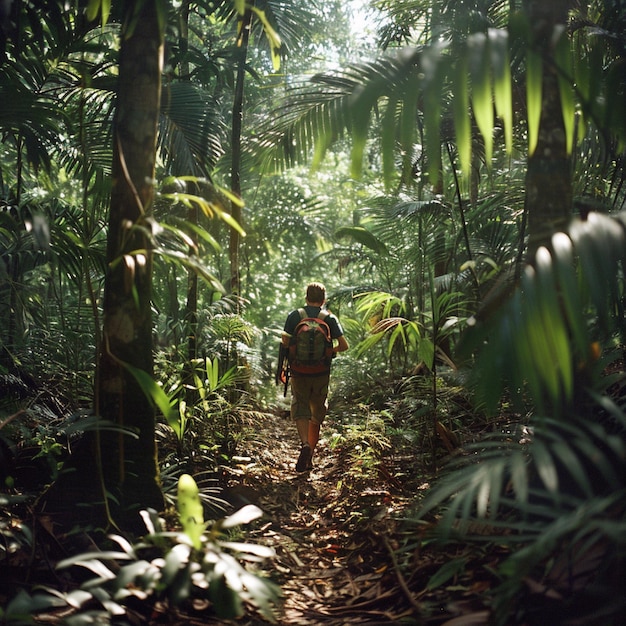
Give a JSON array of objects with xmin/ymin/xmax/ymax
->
[{"xmin": 222, "ymin": 410, "xmax": 423, "ymax": 625}]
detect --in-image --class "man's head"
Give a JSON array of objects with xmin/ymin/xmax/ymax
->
[{"xmin": 306, "ymin": 282, "xmax": 326, "ymax": 305}]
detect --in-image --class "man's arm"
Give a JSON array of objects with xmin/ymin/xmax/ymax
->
[
  {"xmin": 333, "ymin": 335, "xmax": 349, "ymax": 353},
  {"xmin": 282, "ymin": 310, "xmax": 297, "ymax": 347}
]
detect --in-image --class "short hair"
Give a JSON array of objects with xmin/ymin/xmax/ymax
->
[{"xmin": 306, "ymin": 282, "xmax": 326, "ymax": 303}]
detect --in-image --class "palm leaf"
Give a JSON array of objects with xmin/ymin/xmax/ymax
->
[
  {"xmin": 419, "ymin": 211, "xmax": 626, "ymax": 623},
  {"xmin": 461, "ymin": 212, "xmax": 626, "ymax": 416},
  {"xmin": 159, "ymin": 82, "xmax": 225, "ymax": 176}
]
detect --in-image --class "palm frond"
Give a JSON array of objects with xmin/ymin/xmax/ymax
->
[
  {"xmin": 461, "ymin": 212, "xmax": 626, "ymax": 416},
  {"xmin": 159, "ymin": 82, "xmax": 226, "ymax": 176},
  {"xmin": 415, "ymin": 210, "xmax": 626, "ymax": 624},
  {"xmin": 252, "ymin": 50, "xmax": 421, "ymax": 175}
]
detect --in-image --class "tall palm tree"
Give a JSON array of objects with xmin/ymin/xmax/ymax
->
[{"xmin": 217, "ymin": 0, "xmax": 313, "ymax": 300}]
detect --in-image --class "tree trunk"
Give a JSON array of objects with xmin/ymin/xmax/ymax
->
[
  {"xmin": 179, "ymin": 1, "xmax": 200, "ymax": 396},
  {"xmin": 524, "ymin": 0, "xmax": 573, "ymax": 260},
  {"xmin": 229, "ymin": 5, "xmax": 253, "ymax": 301},
  {"xmin": 45, "ymin": 0, "xmax": 165, "ymax": 530},
  {"xmin": 98, "ymin": 0, "xmax": 165, "ymax": 521}
]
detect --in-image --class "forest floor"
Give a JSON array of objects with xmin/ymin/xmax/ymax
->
[
  {"xmin": 1, "ymin": 387, "xmax": 500, "ymax": 626},
  {"xmin": 211, "ymin": 405, "xmax": 497, "ymax": 626}
]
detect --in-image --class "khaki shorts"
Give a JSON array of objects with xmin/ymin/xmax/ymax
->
[{"xmin": 290, "ymin": 373, "xmax": 330, "ymax": 425}]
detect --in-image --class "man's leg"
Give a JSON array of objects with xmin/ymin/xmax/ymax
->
[
  {"xmin": 308, "ymin": 420, "xmax": 321, "ymax": 449},
  {"xmin": 296, "ymin": 418, "xmax": 310, "ymax": 445},
  {"xmin": 290, "ymin": 376, "xmax": 314, "ymax": 471},
  {"xmin": 307, "ymin": 374, "xmax": 330, "ymax": 464}
]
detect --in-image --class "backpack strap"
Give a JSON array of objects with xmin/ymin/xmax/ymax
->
[{"xmin": 298, "ymin": 307, "xmax": 329, "ymax": 322}]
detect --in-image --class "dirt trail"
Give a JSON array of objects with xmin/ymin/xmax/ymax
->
[{"xmin": 221, "ymin": 410, "xmax": 426, "ymax": 625}]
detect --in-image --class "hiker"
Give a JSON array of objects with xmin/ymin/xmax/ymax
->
[{"xmin": 281, "ymin": 282, "xmax": 349, "ymax": 472}]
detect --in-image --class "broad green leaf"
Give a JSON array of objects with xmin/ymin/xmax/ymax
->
[
  {"xmin": 468, "ymin": 33, "xmax": 493, "ymax": 165},
  {"xmin": 354, "ymin": 331, "xmax": 386, "ymax": 359},
  {"xmin": 554, "ymin": 26, "xmax": 575, "ymax": 154},
  {"xmin": 550, "ymin": 440, "xmax": 592, "ymax": 498},
  {"xmin": 551, "ymin": 232, "xmax": 587, "ymax": 357},
  {"xmin": 426, "ymin": 557, "xmax": 468, "ymax": 590},
  {"xmin": 571, "ymin": 213, "xmax": 625, "ymax": 330},
  {"xmin": 526, "ymin": 49, "xmax": 542, "ymax": 156},
  {"xmin": 115, "ymin": 561, "xmax": 155, "ymax": 590},
  {"xmin": 335, "ymin": 226, "xmax": 388, "ymax": 254},
  {"xmin": 6, "ymin": 590, "xmax": 68, "ymax": 614},
  {"xmin": 206, "ymin": 356, "xmax": 219, "ymax": 392},
  {"xmin": 161, "ymin": 544, "xmax": 191, "ymax": 585},
  {"xmin": 219, "ymin": 541, "xmax": 275, "ymax": 558},
  {"xmin": 355, "ymin": 290, "xmax": 406, "ymax": 321},
  {"xmin": 349, "ymin": 83, "xmax": 376, "ymax": 179},
  {"xmin": 178, "ymin": 474, "xmax": 205, "ymax": 550},
  {"xmin": 60, "ymin": 558, "xmax": 116, "ymax": 579},
  {"xmin": 87, "ymin": 0, "xmax": 102, "ymax": 22},
  {"xmin": 534, "ymin": 246, "xmax": 573, "ymax": 403},
  {"xmin": 509, "ymin": 451, "xmax": 529, "ymax": 504},
  {"xmin": 488, "ymin": 459, "xmax": 506, "ymax": 517},
  {"xmin": 250, "ymin": 6, "xmax": 281, "ymax": 72},
  {"xmin": 311, "ymin": 128, "xmax": 334, "ymax": 172},
  {"xmin": 476, "ymin": 468, "xmax": 492, "ymax": 518},
  {"xmin": 221, "ymin": 504, "xmax": 263, "ymax": 528},
  {"xmin": 388, "ymin": 322, "xmax": 407, "ymax": 358},
  {"xmin": 532, "ymin": 439, "xmax": 559, "ymax": 494},
  {"xmin": 421, "ymin": 43, "xmax": 447, "ymax": 185},
  {"xmin": 489, "ymin": 28, "xmax": 513, "ymax": 153},
  {"xmin": 453, "ymin": 58, "xmax": 471, "ymax": 176},
  {"xmin": 167, "ymin": 219, "xmax": 222, "ymax": 251},
  {"xmin": 516, "ymin": 278, "xmax": 548, "ymax": 406},
  {"xmin": 522, "ymin": 258, "xmax": 563, "ymax": 405},
  {"xmin": 123, "ymin": 362, "xmax": 177, "ymax": 423},
  {"xmin": 381, "ymin": 96, "xmax": 397, "ymax": 188},
  {"xmin": 400, "ymin": 64, "xmax": 420, "ymax": 185},
  {"xmin": 418, "ymin": 337, "xmax": 435, "ymax": 369}
]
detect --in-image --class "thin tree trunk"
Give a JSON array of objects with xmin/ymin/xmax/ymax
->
[
  {"xmin": 229, "ymin": 5, "xmax": 253, "ymax": 301},
  {"xmin": 524, "ymin": 0, "xmax": 573, "ymax": 260},
  {"xmin": 179, "ymin": 1, "xmax": 200, "ymax": 392}
]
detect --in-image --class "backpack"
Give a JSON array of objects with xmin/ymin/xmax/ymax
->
[{"xmin": 288, "ymin": 308, "xmax": 334, "ymax": 376}]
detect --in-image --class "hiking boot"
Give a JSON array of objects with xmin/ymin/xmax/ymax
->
[{"xmin": 295, "ymin": 443, "xmax": 312, "ymax": 472}]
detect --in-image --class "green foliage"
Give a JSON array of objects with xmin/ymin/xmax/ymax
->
[
  {"xmin": 354, "ymin": 280, "xmax": 470, "ymax": 376},
  {"xmin": 153, "ymin": 304, "xmax": 258, "ymax": 473},
  {"xmin": 19, "ymin": 476, "xmax": 281, "ymax": 624},
  {"xmin": 327, "ymin": 409, "xmax": 392, "ymax": 480},
  {"xmin": 177, "ymin": 472, "xmax": 206, "ymax": 549},
  {"xmin": 415, "ymin": 211, "xmax": 626, "ymax": 624},
  {"xmin": 257, "ymin": 2, "xmax": 626, "ymax": 199},
  {"xmin": 2, "ymin": 0, "xmax": 626, "ymax": 621},
  {"xmin": 462, "ymin": 212, "xmax": 626, "ymax": 416}
]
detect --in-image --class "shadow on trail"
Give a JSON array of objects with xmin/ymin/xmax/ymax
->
[{"xmin": 220, "ymin": 411, "xmax": 422, "ymax": 625}]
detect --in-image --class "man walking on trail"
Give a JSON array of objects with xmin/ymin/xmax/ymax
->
[{"xmin": 282, "ymin": 282, "xmax": 349, "ymax": 472}]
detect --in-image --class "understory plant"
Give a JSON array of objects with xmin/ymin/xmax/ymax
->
[
  {"xmin": 354, "ymin": 276, "xmax": 471, "ymax": 444},
  {"xmin": 7, "ymin": 474, "xmax": 280, "ymax": 624},
  {"xmin": 415, "ymin": 212, "xmax": 626, "ymax": 625},
  {"xmin": 154, "ymin": 304, "xmax": 260, "ymax": 469}
]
